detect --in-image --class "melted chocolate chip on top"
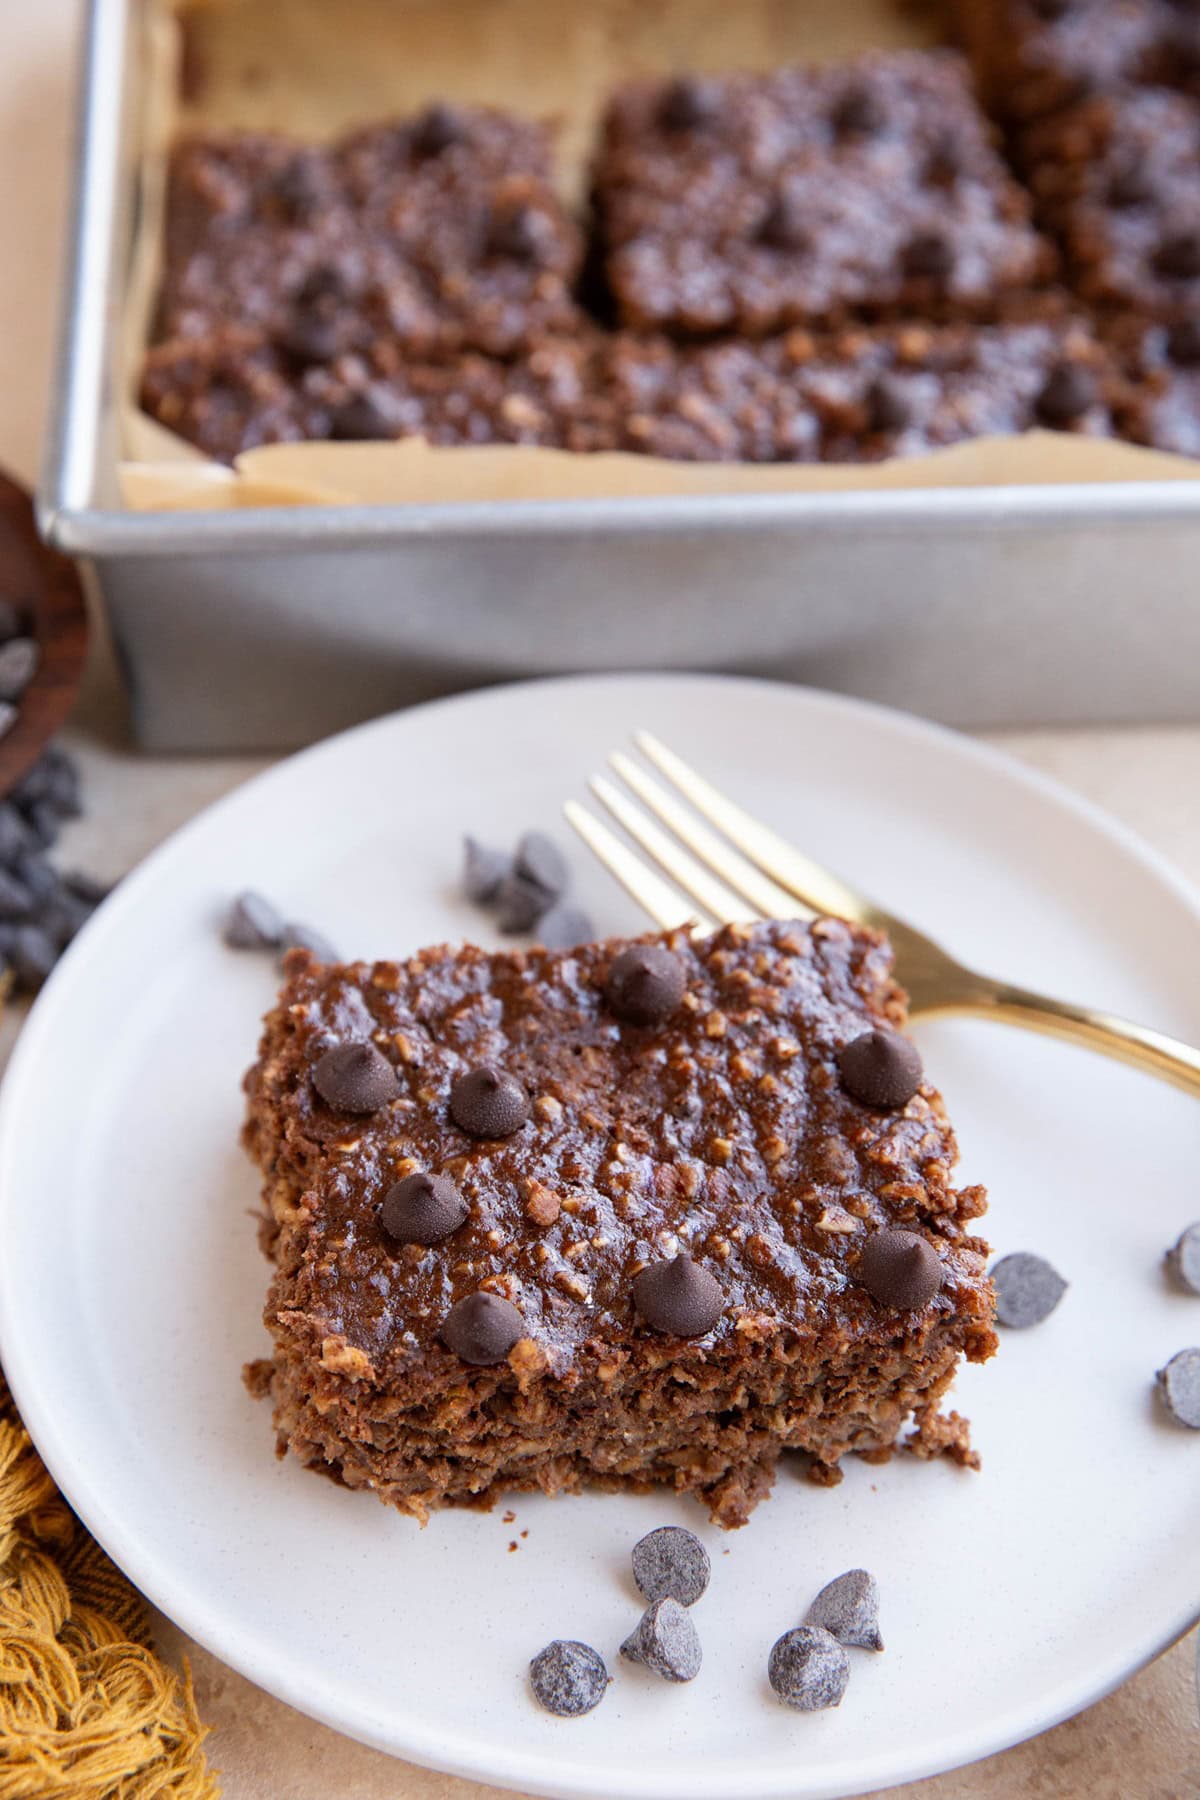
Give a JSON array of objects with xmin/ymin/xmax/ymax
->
[
  {"xmin": 380, "ymin": 1171, "xmax": 468, "ymax": 1246},
  {"xmin": 606, "ymin": 944, "xmax": 686, "ymax": 1025},
  {"xmin": 857, "ymin": 1228, "xmax": 943, "ymax": 1310},
  {"xmin": 450, "ymin": 1066, "xmax": 531, "ymax": 1138},
  {"xmin": 312, "ymin": 1041, "xmax": 399, "ymax": 1113},
  {"xmin": 633, "ymin": 1254, "xmax": 724, "ymax": 1337}
]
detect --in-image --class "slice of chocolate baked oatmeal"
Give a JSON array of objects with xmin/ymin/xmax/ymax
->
[{"xmin": 243, "ymin": 920, "xmax": 996, "ymax": 1527}]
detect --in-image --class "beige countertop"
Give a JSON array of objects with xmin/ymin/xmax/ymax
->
[{"xmin": 3, "ymin": 4, "xmax": 1198, "ymax": 1795}]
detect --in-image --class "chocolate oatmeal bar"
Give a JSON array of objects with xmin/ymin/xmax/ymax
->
[
  {"xmin": 1020, "ymin": 89, "xmax": 1200, "ymax": 316},
  {"xmin": 784, "ymin": 319, "xmax": 1121, "ymax": 459},
  {"xmin": 601, "ymin": 337, "xmax": 821, "ymax": 461},
  {"xmin": 139, "ymin": 329, "xmax": 619, "ymax": 463},
  {"xmin": 243, "ymin": 921, "xmax": 996, "ymax": 1528},
  {"xmin": 953, "ymin": 0, "xmax": 1200, "ymax": 125},
  {"xmin": 593, "ymin": 51, "xmax": 1055, "ymax": 336},
  {"xmin": 142, "ymin": 319, "xmax": 1119, "ymax": 466},
  {"xmin": 156, "ymin": 108, "xmax": 584, "ymax": 360},
  {"xmin": 602, "ymin": 321, "xmax": 1119, "ymax": 461},
  {"xmin": 139, "ymin": 327, "xmax": 826, "ymax": 465}
]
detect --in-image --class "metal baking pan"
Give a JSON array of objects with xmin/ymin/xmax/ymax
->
[{"xmin": 38, "ymin": 0, "xmax": 1200, "ymax": 752}]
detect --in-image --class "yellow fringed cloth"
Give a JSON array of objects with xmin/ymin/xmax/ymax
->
[{"xmin": 0, "ymin": 1366, "xmax": 219, "ymax": 1799}]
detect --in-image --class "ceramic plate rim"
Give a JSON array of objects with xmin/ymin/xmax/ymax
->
[{"xmin": 1, "ymin": 672, "xmax": 1199, "ymax": 1800}]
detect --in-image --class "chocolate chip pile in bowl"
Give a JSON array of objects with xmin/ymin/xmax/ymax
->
[
  {"xmin": 0, "ymin": 595, "xmax": 41, "ymax": 743},
  {"xmin": 0, "ymin": 745, "xmax": 109, "ymax": 996},
  {"xmin": 141, "ymin": 5, "xmax": 1200, "ymax": 465}
]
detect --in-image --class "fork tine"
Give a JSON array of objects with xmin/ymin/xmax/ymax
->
[
  {"xmin": 563, "ymin": 801, "xmax": 715, "ymax": 935},
  {"xmin": 634, "ymin": 730, "xmax": 881, "ymax": 928},
  {"xmin": 589, "ymin": 776, "xmax": 758, "ymax": 927},
  {"xmin": 609, "ymin": 752, "xmax": 809, "ymax": 922}
]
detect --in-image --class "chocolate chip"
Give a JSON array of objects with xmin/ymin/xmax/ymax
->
[
  {"xmin": 380, "ymin": 1171, "xmax": 467, "ymax": 1246},
  {"xmin": 513, "ymin": 831, "xmax": 568, "ymax": 904},
  {"xmin": 63, "ymin": 870, "xmax": 109, "ymax": 907},
  {"xmin": 924, "ymin": 138, "xmax": 962, "ymax": 188},
  {"xmin": 837, "ymin": 1028, "xmax": 922, "ymax": 1108},
  {"xmin": 0, "ymin": 638, "xmax": 39, "ymax": 702},
  {"xmin": 804, "ymin": 1570, "xmax": 882, "ymax": 1652},
  {"xmin": 991, "ymin": 1251, "xmax": 1068, "ymax": 1327},
  {"xmin": 758, "ymin": 191, "xmax": 809, "ymax": 252},
  {"xmin": 536, "ymin": 904, "xmax": 595, "ymax": 950},
  {"xmin": 272, "ymin": 153, "xmax": 328, "ymax": 223},
  {"xmin": 280, "ymin": 309, "xmax": 341, "ymax": 367},
  {"xmin": 10, "ymin": 923, "xmax": 57, "ymax": 991},
  {"xmin": 866, "ymin": 376, "xmax": 911, "ymax": 433},
  {"xmin": 1154, "ymin": 229, "xmax": 1200, "ymax": 280},
  {"xmin": 450, "ymin": 1065, "xmax": 530, "ymax": 1137},
  {"xmin": 0, "ymin": 804, "xmax": 35, "ymax": 862},
  {"xmin": 40, "ymin": 891, "xmax": 92, "ymax": 949},
  {"xmin": 632, "ymin": 1526, "xmax": 710, "ymax": 1607},
  {"xmin": 633, "ymin": 1254, "xmax": 723, "ymax": 1337},
  {"xmin": 1166, "ymin": 319, "xmax": 1200, "ymax": 366},
  {"xmin": 1036, "ymin": 360, "xmax": 1098, "ymax": 425},
  {"xmin": 1167, "ymin": 1222, "xmax": 1200, "ymax": 1295},
  {"xmin": 312, "ymin": 1041, "xmax": 399, "ymax": 1113},
  {"xmin": 1156, "ymin": 1347, "xmax": 1200, "ymax": 1428},
  {"xmin": 1106, "ymin": 162, "xmax": 1154, "ymax": 208},
  {"xmin": 463, "ymin": 835, "xmax": 511, "ymax": 904},
  {"xmin": 621, "ymin": 1598, "xmax": 702, "ymax": 1682},
  {"xmin": 440, "ymin": 1290, "xmax": 524, "ymax": 1364},
  {"xmin": 279, "ymin": 921, "xmax": 339, "ymax": 965},
  {"xmin": 0, "ymin": 868, "xmax": 33, "ymax": 922},
  {"xmin": 768, "ymin": 1625, "xmax": 850, "ymax": 1711},
  {"xmin": 412, "ymin": 102, "xmax": 467, "ymax": 158},
  {"xmin": 856, "ymin": 1229, "xmax": 943, "ymax": 1311},
  {"xmin": 487, "ymin": 204, "xmax": 552, "ymax": 263},
  {"xmin": 658, "ymin": 76, "xmax": 719, "ymax": 133},
  {"xmin": 901, "ymin": 231, "xmax": 954, "ymax": 280},
  {"xmin": 496, "ymin": 870, "xmax": 551, "ymax": 934},
  {"xmin": 833, "ymin": 84, "xmax": 885, "ymax": 136},
  {"xmin": 529, "ymin": 1641, "xmax": 610, "ymax": 1717},
  {"xmin": 12, "ymin": 747, "xmax": 70, "ymax": 810},
  {"xmin": 224, "ymin": 890, "xmax": 284, "ymax": 950},
  {"xmin": 328, "ymin": 387, "xmax": 402, "ymax": 441},
  {"xmin": 606, "ymin": 944, "xmax": 686, "ymax": 1025},
  {"xmin": 297, "ymin": 265, "xmax": 347, "ymax": 307},
  {"xmin": 15, "ymin": 854, "xmax": 59, "ymax": 907},
  {"xmin": 24, "ymin": 802, "xmax": 60, "ymax": 850},
  {"xmin": 20, "ymin": 746, "xmax": 81, "ymax": 817},
  {"xmin": 44, "ymin": 763, "xmax": 83, "ymax": 820}
]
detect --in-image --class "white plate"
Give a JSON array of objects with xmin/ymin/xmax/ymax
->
[{"xmin": 2, "ymin": 674, "xmax": 1199, "ymax": 1800}]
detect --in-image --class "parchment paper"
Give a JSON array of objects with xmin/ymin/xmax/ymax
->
[{"xmin": 121, "ymin": 0, "xmax": 1200, "ymax": 511}]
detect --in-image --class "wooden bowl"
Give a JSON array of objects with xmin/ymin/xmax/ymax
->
[{"xmin": 0, "ymin": 471, "xmax": 89, "ymax": 795}]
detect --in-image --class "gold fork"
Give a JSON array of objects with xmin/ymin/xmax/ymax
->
[{"xmin": 565, "ymin": 730, "xmax": 1200, "ymax": 1098}]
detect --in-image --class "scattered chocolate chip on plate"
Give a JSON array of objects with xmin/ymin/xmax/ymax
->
[
  {"xmin": 804, "ymin": 1569, "xmax": 883, "ymax": 1653},
  {"xmin": 621, "ymin": 1597, "xmax": 702, "ymax": 1683},
  {"xmin": 632, "ymin": 1526, "xmax": 711, "ymax": 1608},
  {"xmin": 529, "ymin": 1640, "xmax": 609, "ymax": 1717},
  {"xmin": 991, "ymin": 1252, "xmax": 1069, "ymax": 1328},
  {"xmin": 1166, "ymin": 1223, "xmax": 1200, "ymax": 1296},
  {"xmin": 768, "ymin": 1626, "xmax": 851, "ymax": 1712},
  {"xmin": 1156, "ymin": 1348, "xmax": 1200, "ymax": 1428}
]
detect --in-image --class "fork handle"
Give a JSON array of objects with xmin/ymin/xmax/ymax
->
[{"xmin": 920, "ymin": 975, "xmax": 1200, "ymax": 1098}]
